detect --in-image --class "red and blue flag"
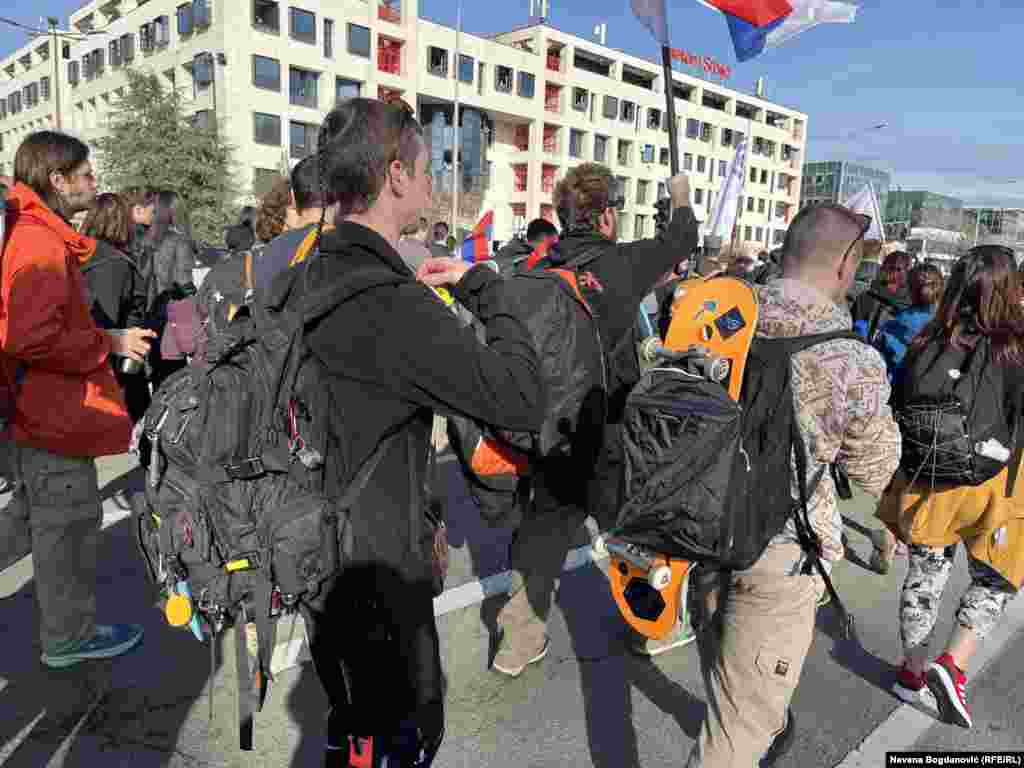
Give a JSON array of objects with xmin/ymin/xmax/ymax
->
[{"xmin": 460, "ymin": 210, "xmax": 494, "ymax": 264}]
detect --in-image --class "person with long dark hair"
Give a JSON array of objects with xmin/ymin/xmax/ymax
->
[
  {"xmin": 0, "ymin": 131, "xmax": 154, "ymax": 667},
  {"xmin": 876, "ymin": 245, "xmax": 1024, "ymax": 729},
  {"xmin": 142, "ymin": 190, "xmax": 197, "ymax": 390},
  {"xmin": 80, "ymin": 193, "xmax": 151, "ymax": 422}
]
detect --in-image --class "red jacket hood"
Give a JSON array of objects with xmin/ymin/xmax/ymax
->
[{"xmin": 4, "ymin": 182, "xmax": 96, "ymax": 265}]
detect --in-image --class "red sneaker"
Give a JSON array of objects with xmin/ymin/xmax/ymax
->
[
  {"xmin": 893, "ymin": 665, "xmax": 926, "ymax": 704},
  {"xmin": 925, "ymin": 653, "xmax": 972, "ymax": 728}
]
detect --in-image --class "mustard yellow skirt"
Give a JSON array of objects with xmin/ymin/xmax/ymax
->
[{"xmin": 876, "ymin": 465, "xmax": 1024, "ymax": 590}]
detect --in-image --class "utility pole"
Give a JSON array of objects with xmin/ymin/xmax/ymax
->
[
  {"xmin": 451, "ymin": 0, "xmax": 462, "ymax": 237},
  {"xmin": 48, "ymin": 17, "xmax": 62, "ymax": 130}
]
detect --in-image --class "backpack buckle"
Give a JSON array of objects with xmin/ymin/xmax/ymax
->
[{"xmin": 223, "ymin": 457, "xmax": 265, "ymax": 480}]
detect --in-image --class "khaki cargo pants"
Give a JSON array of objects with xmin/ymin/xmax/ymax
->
[
  {"xmin": 685, "ymin": 543, "xmax": 825, "ymax": 768},
  {"xmin": 0, "ymin": 442, "xmax": 101, "ymax": 655}
]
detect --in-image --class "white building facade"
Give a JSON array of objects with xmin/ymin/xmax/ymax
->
[{"xmin": 0, "ymin": 0, "xmax": 808, "ymax": 246}]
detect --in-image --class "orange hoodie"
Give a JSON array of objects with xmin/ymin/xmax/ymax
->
[{"xmin": 0, "ymin": 182, "xmax": 132, "ymax": 457}]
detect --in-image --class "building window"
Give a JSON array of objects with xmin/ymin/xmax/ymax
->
[
  {"xmin": 378, "ymin": 38, "xmax": 401, "ymax": 74},
  {"xmin": 518, "ymin": 72, "xmax": 535, "ymax": 99},
  {"xmin": 657, "ymin": 181, "xmax": 666, "ymax": 200},
  {"xmin": 193, "ymin": 0, "xmax": 210, "ymax": 27},
  {"xmin": 68, "ymin": 60, "xmax": 79, "ymax": 85},
  {"xmin": 602, "ymin": 95, "xmax": 618, "ymax": 120},
  {"xmin": 694, "ymin": 188, "xmax": 704, "ymax": 205},
  {"xmin": 755, "ymin": 226, "xmax": 763, "ymax": 241},
  {"xmin": 722, "ymin": 128, "xmax": 733, "ymax": 147},
  {"xmin": 40, "ymin": 76, "xmax": 51, "ymax": 101},
  {"xmin": 290, "ymin": 120, "xmax": 318, "ymax": 158},
  {"xmin": 635, "ymin": 215, "xmax": 646, "ymax": 237},
  {"xmin": 620, "ymin": 100, "xmax": 636, "ymax": 123},
  {"xmin": 253, "ymin": 55, "xmax": 281, "ymax": 91},
  {"xmin": 573, "ymin": 87, "xmax": 588, "ymax": 112},
  {"xmin": 641, "ymin": 144, "xmax": 655, "ymax": 164},
  {"xmin": 193, "ymin": 53, "xmax": 214, "ymax": 87},
  {"xmin": 617, "ymin": 140, "xmax": 631, "ymax": 166},
  {"xmin": 254, "ymin": 0, "xmax": 280, "ymax": 32},
  {"xmin": 686, "ymin": 118, "xmax": 699, "ymax": 139},
  {"xmin": 290, "ymin": 8, "xmax": 316, "ymax": 44},
  {"xmin": 647, "ymin": 108, "xmax": 661, "ymax": 130},
  {"xmin": 719, "ymin": 160, "xmax": 727, "ymax": 178},
  {"xmin": 760, "ymin": 169, "xmax": 769, "ymax": 185},
  {"xmin": 336, "ymin": 77, "xmax": 360, "ymax": 102},
  {"xmin": 758, "ymin": 198, "xmax": 766, "ymax": 213},
  {"xmin": 495, "ymin": 66, "xmax": 513, "ymax": 93},
  {"xmin": 253, "ymin": 112, "xmax": 281, "ymax": 145},
  {"xmin": 192, "ymin": 109, "xmax": 214, "ymax": 131},
  {"xmin": 696, "ymin": 155, "xmax": 706, "ymax": 173},
  {"xmin": 324, "ymin": 19, "xmax": 334, "ymax": 57},
  {"xmin": 569, "ymin": 129, "xmax": 584, "ymax": 158},
  {"xmin": 745, "ymin": 226, "xmax": 753, "ymax": 241},
  {"xmin": 109, "ymin": 39, "xmax": 121, "ymax": 66},
  {"xmin": 348, "ymin": 23, "xmax": 371, "ymax": 57},
  {"xmin": 659, "ymin": 147, "xmax": 669, "ymax": 166},
  {"xmin": 750, "ymin": 167, "xmax": 757, "ymax": 183},
  {"xmin": 700, "ymin": 122, "xmax": 713, "ymax": 143},
  {"xmin": 458, "ymin": 54, "xmax": 474, "ymax": 84},
  {"xmin": 428, "ymin": 46, "xmax": 448, "ymax": 77},
  {"xmin": 747, "ymin": 197, "xmax": 754, "ymax": 212},
  {"xmin": 594, "ymin": 134, "xmax": 607, "ymax": 163},
  {"xmin": 177, "ymin": 3, "xmax": 194, "ymax": 35},
  {"xmin": 290, "ymin": 67, "xmax": 319, "ymax": 108},
  {"xmin": 154, "ymin": 16, "xmax": 170, "ymax": 46},
  {"xmin": 683, "ymin": 153, "xmax": 693, "ymax": 171},
  {"xmin": 636, "ymin": 180, "xmax": 649, "ymax": 205},
  {"xmin": 513, "ymin": 164, "xmax": 528, "ymax": 192},
  {"xmin": 120, "ymin": 33, "xmax": 134, "ymax": 62}
]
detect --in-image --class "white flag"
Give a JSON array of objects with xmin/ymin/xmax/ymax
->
[
  {"xmin": 766, "ymin": 1, "xmax": 858, "ymax": 49},
  {"xmin": 844, "ymin": 183, "xmax": 885, "ymax": 241},
  {"xmin": 631, "ymin": 0, "xmax": 670, "ymax": 45},
  {"xmin": 706, "ymin": 138, "xmax": 747, "ymax": 241}
]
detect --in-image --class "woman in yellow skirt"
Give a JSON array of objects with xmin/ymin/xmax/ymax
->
[{"xmin": 876, "ymin": 245, "xmax": 1024, "ymax": 730}]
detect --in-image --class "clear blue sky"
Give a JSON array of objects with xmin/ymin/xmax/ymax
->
[{"xmin": 2, "ymin": 0, "xmax": 1023, "ymax": 207}]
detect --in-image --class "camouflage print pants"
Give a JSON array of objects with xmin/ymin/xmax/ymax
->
[{"xmin": 900, "ymin": 544, "xmax": 1016, "ymax": 652}]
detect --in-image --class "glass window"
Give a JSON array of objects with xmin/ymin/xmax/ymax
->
[
  {"xmin": 324, "ymin": 19, "xmax": 334, "ymax": 57},
  {"xmin": 569, "ymin": 129, "xmax": 583, "ymax": 158},
  {"xmin": 336, "ymin": 77, "xmax": 360, "ymax": 102},
  {"xmin": 177, "ymin": 3, "xmax": 194, "ymax": 35},
  {"xmin": 659, "ymin": 148, "xmax": 669, "ymax": 166},
  {"xmin": 686, "ymin": 118, "xmax": 699, "ymax": 139},
  {"xmin": 635, "ymin": 215, "xmax": 645, "ymax": 237},
  {"xmin": 620, "ymin": 100, "xmax": 635, "ymax": 123},
  {"xmin": 252, "ymin": 55, "xmax": 280, "ymax": 91},
  {"xmin": 758, "ymin": 198, "xmax": 766, "ymax": 213},
  {"xmin": 697, "ymin": 155, "xmax": 706, "ymax": 173},
  {"xmin": 617, "ymin": 140, "xmax": 631, "ymax": 166},
  {"xmin": 750, "ymin": 167, "xmax": 757, "ymax": 183},
  {"xmin": 517, "ymin": 71, "xmax": 535, "ymax": 98},
  {"xmin": 573, "ymin": 88, "xmax": 588, "ymax": 112},
  {"xmin": 755, "ymin": 226, "xmax": 763, "ymax": 241},
  {"xmin": 458, "ymin": 54, "xmax": 474, "ymax": 84},
  {"xmin": 719, "ymin": 160, "xmax": 727, "ymax": 178},
  {"xmin": 636, "ymin": 180, "xmax": 649, "ymax": 205},
  {"xmin": 290, "ymin": 67, "xmax": 319, "ymax": 108},
  {"xmin": 745, "ymin": 226, "xmax": 753, "ymax": 241},
  {"xmin": 602, "ymin": 95, "xmax": 618, "ymax": 120},
  {"xmin": 428, "ymin": 46, "xmax": 448, "ymax": 77},
  {"xmin": 193, "ymin": 0, "xmax": 210, "ymax": 27},
  {"xmin": 290, "ymin": 120, "xmax": 318, "ymax": 158},
  {"xmin": 347, "ymin": 23, "xmax": 370, "ymax": 57},
  {"xmin": 495, "ymin": 66, "xmax": 513, "ymax": 93},
  {"xmin": 747, "ymin": 197, "xmax": 754, "ymax": 212},
  {"xmin": 594, "ymin": 135, "xmax": 607, "ymax": 163},
  {"xmin": 695, "ymin": 189, "xmax": 704, "ymax": 205},
  {"xmin": 290, "ymin": 8, "xmax": 315, "ymax": 43},
  {"xmin": 253, "ymin": 0, "xmax": 280, "ymax": 31},
  {"xmin": 641, "ymin": 144, "xmax": 655, "ymax": 164},
  {"xmin": 121, "ymin": 33, "xmax": 134, "ymax": 62},
  {"xmin": 683, "ymin": 153, "xmax": 693, "ymax": 171},
  {"xmin": 253, "ymin": 112, "xmax": 281, "ymax": 146},
  {"xmin": 761, "ymin": 169, "xmax": 768, "ymax": 185}
]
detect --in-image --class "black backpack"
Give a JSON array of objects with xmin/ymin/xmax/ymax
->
[
  {"xmin": 133, "ymin": 264, "xmax": 404, "ymax": 751},
  {"xmin": 613, "ymin": 331, "xmax": 864, "ymax": 630},
  {"xmin": 897, "ymin": 337, "xmax": 1019, "ymax": 490},
  {"xmin": 446, "ymin": 244, "xmax": 607, "ymax": 524}
]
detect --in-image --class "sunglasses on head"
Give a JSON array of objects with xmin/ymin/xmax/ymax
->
[{"xmin": 815, "ymin": 203, "xmax": 871, "ymax": 264}]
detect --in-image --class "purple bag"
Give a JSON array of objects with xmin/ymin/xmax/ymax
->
[{"xmin": 163, "ymin": 298, "xmax": 200, "ymax": 360}]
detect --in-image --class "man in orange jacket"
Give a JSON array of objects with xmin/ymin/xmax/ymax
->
[{"xmin": 0, "ymin": 131, "xmax": 155, "ymax": 669}]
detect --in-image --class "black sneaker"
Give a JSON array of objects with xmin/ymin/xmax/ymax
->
[{"xmin": 764, "ymin": 707, "xmax": 796, "ymax": 765}]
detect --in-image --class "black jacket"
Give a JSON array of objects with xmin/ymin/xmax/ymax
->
[
  {"xmin": 268, "ymin": 222, "xmax": 543, "ymax": 604},
  {"xmin": 81, "ymin": 240, "xmax": 146, "ymax": 330},
  {"xmin": 493, "ymin": 239, "xmax": 533, "ymax": 275},
  {"xmin": 144, "ymin": 228, "xmax": 196, "ymax": 301}
]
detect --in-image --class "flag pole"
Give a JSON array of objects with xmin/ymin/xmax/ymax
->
[
  {"xmin": 452, "ymin": 0, "xmax": 462, "ymax": 240},
  {"xmin": 660, "ymin": 46, "xmax": 680, "ymax": 178}
]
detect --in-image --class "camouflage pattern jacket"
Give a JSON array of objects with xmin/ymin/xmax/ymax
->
[{"xmin": 756, "ymin": 278, "xmax": 901, "ymax": 574}]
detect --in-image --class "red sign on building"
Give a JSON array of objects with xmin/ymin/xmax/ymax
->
[{"xmin": 669, "ymin": 48, "xmax": 732, "ymax": 80}]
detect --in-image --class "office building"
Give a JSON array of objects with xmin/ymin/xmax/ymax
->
[
  {"xmin": 801, "ymin": 160, "xmax": 890, "ymax": 223},
  {"xmin": 0, "ymin": 0, "xmax": 808, "ymax": 245},
  {"xmin": 885, "ymin": 190, "xmax": 963, "ymax": 241}
]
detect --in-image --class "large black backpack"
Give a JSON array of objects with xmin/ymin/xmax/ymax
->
[
  {"xmin": 133, "ymin": 264, "xmax": 404, "ymax": 751},
  {"xmin": 613, "ymin": 331, "xmax": 863, "ymax": 626},
  {"xmin": 897, "ymin": 337, "xmax": 1019, "ymax": 490},
  {"xmin": 446, "ymin": 245, "xmax": 607, "ymax": 524}
]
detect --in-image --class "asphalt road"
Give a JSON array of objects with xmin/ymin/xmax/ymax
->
[{"xmin": 0, "ymin": 453, "xmax": 1021, "ymax": 767}]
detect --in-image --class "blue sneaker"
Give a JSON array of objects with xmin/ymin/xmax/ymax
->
[{"xmin": 41, "ymin": 623, "xmax": 144, "ymax": 669}]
